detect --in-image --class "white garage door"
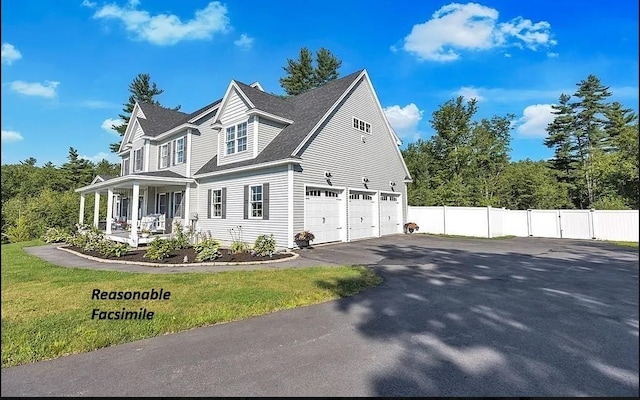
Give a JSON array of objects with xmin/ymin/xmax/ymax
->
[
  {"xmin": 380, "ymin": 193, "xmax": 401, "ymax": 235},
  {"xmin": 305, "ymin": 188, "xmax": 343, "ymax": 244},
  {"xmin": 349, "ymin": 191, "xmax": 376, "ymax": 241}
]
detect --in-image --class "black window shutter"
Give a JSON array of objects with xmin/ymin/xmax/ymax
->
[
  {"xmin": 207, "ymin": 189, "xmax": 211, "ymax": 219},
  {"xmin": 243, "ymin": 185, "xmax": 249, "ymax": 219},
  {"xmin": 180, "ymin": 191, "xmax": 185, "ymax": 218},
  {"xmin": 221, "ymin": 187, "xmax": 227, "ymax": 219},
  {"xmin": 140, "ymin": 147, "xmax": 144, "ymax": 171},
  {"xmin": 263, "ymin": 183, "xmax": 269, "ymax": 220},
  {"xmin": 157, "ymin": 147, "xmax": 161, "ymax": 169},
  {"xmin": 169, "ymin": 141, "xmax": 173, "ymax": 166}
]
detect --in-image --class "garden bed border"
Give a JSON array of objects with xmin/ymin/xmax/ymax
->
[{"xmin": 57, "ymin": 246, "xmax": 299, "ymax": 267}]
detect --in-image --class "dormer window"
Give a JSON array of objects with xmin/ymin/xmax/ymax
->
[
  {"xmin": 353, "ymin": 117, "xmax": 371, "ymax": 134},
  {"xmin": 225, "ymin": 121, "xmax": 248, "ymax": 155}
]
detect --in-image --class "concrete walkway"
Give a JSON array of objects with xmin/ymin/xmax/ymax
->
[{"xmin": 24, "ymin": 244, "xmax": 340, "ymax": 273}]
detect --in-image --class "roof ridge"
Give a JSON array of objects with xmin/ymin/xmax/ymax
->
[{"xmin": 234, "ymin": 80, "xmax": 295, "ymax": 105}]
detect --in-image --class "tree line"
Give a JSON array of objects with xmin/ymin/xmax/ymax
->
[{"xmin": 403, "ymin": 75, "xmax": 639, "ymax": 210}]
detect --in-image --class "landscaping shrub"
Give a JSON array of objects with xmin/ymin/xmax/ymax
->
[
  {"xmin": 194, "ymin": 238, "xmax": 222, "ymax": 262},
  {"xmin": 144, "ymin": 238, "xmax": 175, "ymax": 261},
  {"xmin": 172, "ymin": 221, "xmax": 192, "ymax": 249},
  {"xmin": 97, "ymin": 240, "xmax": 130, "ymax": 258},
  {"xmin": 253, "ymin": 234, "xmax": 276, "ymax": 257},
  {"xmin": 42, "ymin": 227, "xmax": 71, "ymax": 243},
  {"xmin": 229, "ymin": 240, "xmax": 251, "ymax": 254},
  {"xmin": 6, "ymin": 215, "xmax": 34, "ymax": 243}
]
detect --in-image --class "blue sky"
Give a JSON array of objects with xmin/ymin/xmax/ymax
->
[{"xmin": 1, "ymin": 0, "xmax": 638, "ymax": 166}]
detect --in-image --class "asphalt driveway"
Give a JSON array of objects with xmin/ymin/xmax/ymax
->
[{"xmin": 2, "ymin": 235, "xmax": 638, "ymax": 396}]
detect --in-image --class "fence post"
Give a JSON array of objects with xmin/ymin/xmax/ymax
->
[
  {"xmin": 487, "ymin": 206, "xmax": 492, "ymax": 238},
  {"xmin": 557, "ymin": 210, "xmax": 562, "ymax": 238},
  {"xmin": 527, "ymin": 209, "xmax": 532, "ymax": 237},
  {"xmin": 589, "ymin": 209, "xmax": 595, "ymax": 239},
  {"xmin": 443, "ymin": 205, "xmax": 447, "ymax": 235}
]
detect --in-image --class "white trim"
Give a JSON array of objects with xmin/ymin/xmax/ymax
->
[
  {"xmin": 185, "ymin": 129, "xmax": 192, "ymax": 176},
  {"xmin": 303, "ymin": 183, "xmax": 347, "ymax": 191},
  {"xmin": 248, "ymin": 184, "xmax": 263, "ymax": 219},
  {"xmin": 173, "ymin": 136, "xmax": 186, "ymax": 165},
  {"xmin": 250, "ymin": 81, "xmax": 264, "ymax": 91},
  {"xmin": 287, "ymin": 164, "xmax": 294, "ymax": 248},
  {"xmin": 214, "ymin": 81, "xmax": 256, "ymax": 124},
  {"xmin": 196, "ymin": 158, "xmax": 300, "ymax": 179},
  {"xmin": 303, "ymin": 183, "xmax": 347, "ymax": 243},
  {"xmin": 118, "ymin": 102, "xmax": 143, "ymax": 153},
  {"xmin": 223, "ymin": 120, "xmax": 249, "ymax": 156},
  {"xmin": 246, "ymin": 109, "xmax": 293, "ymax": 125},
  {"xmin": 172, "ymin": 191, "xmax": 184, "ymax": 218},
  {"xmin": 141, "ymin": 124, "xmax": 196, "ymax": 142},
  {"xmin": 253, "ymin": 115, "xmax": 259, "ymax": 158},
  {"xmin": 91, "ymin": 175, "xmax": 106, "ymax": 184},
  {"xmin": 292, "ymin": 70, "xmax": 366, "ymax": 156},
  {"xmin": 144, "ymin": 140, "xmax": 150, "ymax": 172},
  {"xmin": 359, "ymin": 70, "xmax": 412, "ymax": 180},
  {"xmin": 188, "ymin": 104, "xmax": 220, "ymax": 123},
  {"xmin": 122, "ymin": 156, "xmax": 130, "ymax": 176},
  {"xmin": 76, "ymin": 176, "xmax": 196, "ymax": 193},
  {"xmin": 183, "ymin": 185, "xmax": 191, "ymax": 230},
  {"xmin": 211, "ymin": 188, "xmax": 223, "ymax": 218},
  {"xmin": 156, "ymin": 192, "xmax": 168, "ymax": 214}
]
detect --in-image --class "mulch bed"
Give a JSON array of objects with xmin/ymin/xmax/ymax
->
[{"xmin": 64, "ymin": 245, "xmax": 294, "ymax": 265}]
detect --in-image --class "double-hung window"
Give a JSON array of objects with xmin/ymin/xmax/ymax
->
[
  {"xmin": 225, "ymin": 122, "xmax": 248, "ymax": 155},
  {"xmin": 173, "ymin": 137, "xmax": 185, "ymax": 165},
  {"xmin": 159, "ymin": 144, "xmax": 169, "ymax": 168},
  {"xmin": 123, "ymin": 158, "xmax": 130, "ymax": 175},
  {"xmin": 172, "ymin": 191, "xmax": 183, "ymax": 218},
  {"xmin": 134, "ymin": 149, "xmax": 143, "ymax": 172},
  {"xmin": 211, "ymin": 189, "xmax": 222, "ymax": 217},
  {"xmin": 250, "ymin": 185, "xmax": 263, "ymax": 218}
]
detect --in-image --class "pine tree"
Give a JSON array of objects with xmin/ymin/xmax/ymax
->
[
  {"xmin": 279, "ymin": 47, "xmax": 342, "ymax": 96},
  {"xmin": 60, "ymin": 147, "xmax": 94, "ymax": 190},
  {"xmin": 110, "ymin": 73, "xmax": 179, "ymax": 153},
  {"xmin": 544, "ymin": 94, "xmax": 578, "ymax": 186},
  {"xmin": 313, "ymin": 48, "xmax": 342, "ymax": 87}
]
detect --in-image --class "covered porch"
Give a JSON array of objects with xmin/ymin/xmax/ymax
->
[{"xmin": 75, "ymin": 173, "xmax": 196, "ymax": 247}]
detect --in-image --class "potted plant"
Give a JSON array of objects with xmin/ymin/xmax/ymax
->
[
  {"xmin": 294, "ymin": 230, "xmax": 315, "ymax": 248},
  {"xmin": 140, "ymin": 228, "xmax": 151, "ymax": 238}
]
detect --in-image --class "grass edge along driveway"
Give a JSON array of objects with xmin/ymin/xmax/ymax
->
[{"xmin": 1, "ymin": 241, "xmax": 381, "ymax": 368}]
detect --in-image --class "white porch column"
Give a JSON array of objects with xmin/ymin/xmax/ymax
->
[
  {"xmin": 79, "ymin": 194, "xmax": 85, "ymax": 225},
  {"xmin": 130, "ymin": 183, "xmax": 140, "ymax": 246},
  {"xmin": 106, "ymin": 188, "xmax": 114, "ymax": 234},
  {"xmin": 183, "ymin": 184, "xmax": 191, "ymax": 232},
  {"xmin": 93, "ymin": 192, "xmax": 100, "ymax": 228}
]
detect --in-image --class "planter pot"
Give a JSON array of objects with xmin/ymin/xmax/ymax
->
[
  {"xmin": 295, "ymin": 239, "xmax": 310, "ymax": 248},
  {"xmin": 141, "ymin": 233, "xmax": 150, "ymax": 238}
]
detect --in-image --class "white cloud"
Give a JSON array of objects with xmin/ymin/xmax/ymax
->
[
  {"xmin": 102, "ymin": 118, "xmax": 124, "ymax": 134},
  {"xmin": 80, "ymin": 152, "xmax": 117, "ymax": 163},
  {"xmin": 234, "ymin": 33, "xmax": 254, "ymax": 50},
  {"xmin": 91, "ymin": 1, "xmax": 230, "ymax": 46},
  {"xmin": 516, "ymin": 104, "xmax": 555, "ymax": 137},
  {"xmin": 383, "ymin": 103, "xmax": 424, "ymax": 140},
  {"xmin": 455, "ymin": 86, "xmax": 484, "ymax": 102},
  {"xmin": 401, "ymin": 2, "xmax": 556, "ymax": 62},
  {"xmin": 81, "ymin": 0, "xmax": 97, "ymax": 7},
  {"xmin": 547, "ymin": 52, "xmax": 559, "ymax": 58},
  {"xmin": 1, "ymin": 43, "xmax": 22, "ymax": 65},
  {"xmin": 9, "ymin": 80, "xmax": 60, "ymax": 98},
  {"xmin": 1, "ymin": 129, "xmax": 24, "ymax": 143}
]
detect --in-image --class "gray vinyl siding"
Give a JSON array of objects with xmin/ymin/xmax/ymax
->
[
  {"xmin": 149, "ymin": 130, "xmax": 188, "ymax": 176},
  {"xmin": 296, "ymin": 78, "xmax": 408, "ymax": 227},
  {"xmin": 195, "ymin": 166, "xmax": 289, "ymax": 249},
  {"xmin": 257, "ymin": 118, "xmax": 286, "ymax": 153},
  {"xmin": 217, "ymin": 89, "xmax": 255, "ymax": 166},
  {"xmin": 133, "ymin": 120, "xmax": 145, "ymax": 141},
  {"xmin": 190, "ymin": 113, "xmax": 218, "ymax": 176}
]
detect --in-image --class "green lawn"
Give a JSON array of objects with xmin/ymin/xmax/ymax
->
[
  {"xmin": 1, "ymin": 241, "xmax": 381, "ymax": 368},
  {"xmin": 608, "ymin": 241, "xmax": 639, "ymax": 248}
]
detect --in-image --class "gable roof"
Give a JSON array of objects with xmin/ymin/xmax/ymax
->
[
  {"xmin": 196, "ymin": 70, "xmax": 364, "ymax": 175},
  {"xmin": 136, "ymin": 103, "xmax": 190, "ymax": 137}
]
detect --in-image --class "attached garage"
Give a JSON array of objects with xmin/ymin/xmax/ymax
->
[
  {"xmin": 304, "ymin": 187, "xmax": 344, "ymax": 244},
  {"xmin": 348, "ymin": 190, "xmax": 377, "ymax": 241},
  {"xmin": 379, "ymin": 193, "xmax": 401, "ymax": 235}
]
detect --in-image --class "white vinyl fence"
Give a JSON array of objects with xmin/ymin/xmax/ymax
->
[{"xmin": 407, "ymin": 206, "xmax": 639, "ymax": 242}]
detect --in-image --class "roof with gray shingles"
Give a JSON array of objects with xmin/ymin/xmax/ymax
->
[
  {"xmin": 196, "ymin": 70, "xmax": 364, "ymax": 175},
  {"xmin": 132, "ymin": 170, "xmax": 186, "ymax": 178},
  {"xmin": 136, "ymin": 99, "xmax": 222, "ymax": 138}
]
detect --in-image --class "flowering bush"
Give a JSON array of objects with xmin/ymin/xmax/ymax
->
[{"xmin": 294, "ymin": 231, "xmax": 315, "ymax": 241}]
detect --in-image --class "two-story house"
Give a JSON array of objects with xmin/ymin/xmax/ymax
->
[{"xmin": 76, "ymin": 69, "xmax": 412, "ymax": 248}]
